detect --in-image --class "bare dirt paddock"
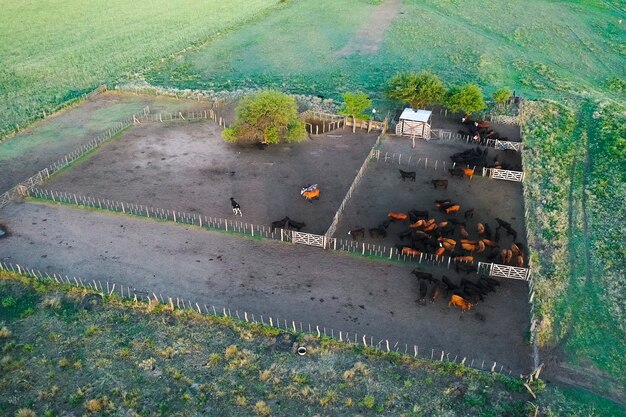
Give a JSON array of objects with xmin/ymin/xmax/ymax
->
[
  {"xmin": 0, "ymin": 201, "xmax": 531, "ymax": 373},
  {"xmin": 41, "ymin": 121, "xmax": 378, "ymax": 234}
]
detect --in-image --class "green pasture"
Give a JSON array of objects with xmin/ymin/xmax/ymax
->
[
  {"xmin": 0, "ymin": 0, "xmax": 279, "ymax": 136},
  {"xmin": 522, "ymin": 100, "xmax": 626, "ymax": 394},
  {"xmin": 0, "ymin": 93, "xmax": 206, "ymax": 162},
  {"xmin": 147, "ymin": 0, "xmax": 625, "ymax": 104}
]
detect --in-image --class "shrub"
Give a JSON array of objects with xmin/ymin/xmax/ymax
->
[{"xmin": 15, "ymin": 409, "xmax": 37, "ymax": 417}]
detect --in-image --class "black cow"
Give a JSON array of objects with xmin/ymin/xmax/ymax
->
[
  {"xmin": 230, "ymin": 197, "xmax": 242, "ymax": 216},
  {"xmin": 411, "ymin": 270, "xmax": 436, "ymax": 283},
  {"xmin": 271, "ymin": 217, "xmax": 289, "ymax": 231},
  {"xmin": 448, "ymin": 168, "xmax": 465, "ymax": 178},
  {"xmin": 442, "ymin": 275, "xmax": 459, "ymax": 293},
  {"xmin": 399, "ymin": 169, "xmax": 416, "ymax": 182},
  {"xmin": 408, "ymin": 210, "xmax": 429, "ymax": 221},
  {"xmin": 369, "ymin": 226, "xmax": 387, "ymax": 238},
  {"xmin": 287, "ymin": 219, "xmax": 306, "ymax": 231},
  {"xmin": 419, "ymin": 280, "xmax": 428, "ymax": 301},
  {"xmin": 348, "ymin": 228, "xmax": 365, "ymax": 240},
  {"xmin": 455, "ymin": 262, "xmax": 476, "ymax": 275}
]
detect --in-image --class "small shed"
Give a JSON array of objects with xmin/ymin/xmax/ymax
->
[{"xmin": 395, "ymin": 108, "xmax": 432, "ymax": 139}]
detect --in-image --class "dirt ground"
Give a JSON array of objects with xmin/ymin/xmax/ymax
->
[
  {"xmin": 0, "ymin": 201, "xmax": 531, "ymax": 373},
  {"xmin": 42, "ymin": 122, "xmax": 378, "ymax": 235},
  {"xmin": 0, "ymin": 92, "xmax": 208, "ymax": 193},
  {"xmin": 334, "ymin": 135, "xmax": 528, "ymax": 268}
]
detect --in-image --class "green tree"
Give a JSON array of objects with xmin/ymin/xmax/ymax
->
[
  {"xmin": 339, "ymin": 92, "xmax": 372, "ymax": 133},
  {"xmin": 222, "ymin": 90, "xmax": 306, "ymax": 144},
  {"xmin": 445, "ymin": 84, "xmax": 486, "ymax": 115},
  {"xmin": 386, "ymin": 71, "xmax": 446, "ymax": 110},
  {"xmin": 492, "ymin": 87, "xmax": 512, "ymax": 109}
]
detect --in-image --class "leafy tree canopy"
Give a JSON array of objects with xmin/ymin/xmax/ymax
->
[
  {"xmin": 445, "ymin": 84, "xmax": 486, "ymax": 115},
  {"xmin": 222, "ymin": 90, "xmax": 306, "ymax": 144},
  {"xmin": 339, "ymin": 92, "xmax": 373, "ymax": 132},
  {"xmin": 492, "ymin": 87, "xmax": 512, "ymax": 106},
  {"xmin": 386, "ymin": 71, "xmax": 446, "ymax": 110}
]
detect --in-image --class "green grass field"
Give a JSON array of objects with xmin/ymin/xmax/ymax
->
[
  {"xmin": 147, "ymin": 0, "xmax": 625, "ymax": 104},
  {"xmin": 0, "ymin": 0, "xmax": 279, "ymax": 137}
]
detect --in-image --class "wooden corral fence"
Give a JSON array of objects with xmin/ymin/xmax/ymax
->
[
  {"xmin": 487, "ymin": 138, "xmax": 523, "ymax": 152},
  {"xmin": 410, "ymin": 128, "xmax": 523, "ymax": 153},
  {"xmin": 325, "ymin": 135, "xmax": 383, "ymax": 238},
  {"xmin": 292, "ymin": 231, "xmax": 329, "ymax": 248},
  {"xmin": 300, "ymin": 110, "xmax": 388, "ymax": 135},
  {"xmin": 482, "ymin": 168, "xmax": 525, "ymax": 182},
  {"xmin": 478, "ymin": 262, "xmax": 531, "ymax": 281},
  {"xmin": 0, "ymin": 259, "xmax": 521, "ymax": 376},
  {"xmin": 372, "ymin": 149, "xmax": 479, "ymax": 178}
]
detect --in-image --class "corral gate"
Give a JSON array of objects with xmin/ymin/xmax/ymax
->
[
  {"xmin": 487, "ymin": 139, "xmax": 523, "ymax": 152},
  {"xmin": 483, "ymin": 168, "xmax": 525, "ymax": 182},
  {"xmin": 292, "ymin": 231, "xmax": 326, "ymax": 248},
  {"xmin": 478, "ymin": 262, "xmax": 531, "ymax": 281}
]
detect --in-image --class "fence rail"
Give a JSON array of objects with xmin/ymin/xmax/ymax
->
[
  {"xmin": 403, "ymin": 128, "xmax": 522, "ymax": 153},
  {"xmin": 483, "ymin": 168, "xmax": 525, "ymax": 182},
  {"xmin": 0, "ymin": 259, "xmax": 521, "ymax": 377},
  {"xmin": 325, "ymin": 135, "xmax": 383, "ymax": 238},
  {"xmin": 478, "ymin": 262, "xmax": 531, "ymax": 281}
]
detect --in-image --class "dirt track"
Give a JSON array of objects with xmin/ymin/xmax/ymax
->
[{"xmin": 0, "ymin": 201, "xmax": 531, "ymax": 373}]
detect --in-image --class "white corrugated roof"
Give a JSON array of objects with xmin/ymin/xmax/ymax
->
[{"xmin": 399, "ymin": 108, "xmax": 432, "ymax": 123}]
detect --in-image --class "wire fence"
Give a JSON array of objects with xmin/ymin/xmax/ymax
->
[{"xmin": 0, "ymin": 259, "xmax": 521, "ymax": 377}]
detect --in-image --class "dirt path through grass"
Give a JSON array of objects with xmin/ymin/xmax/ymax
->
[{"xmin": 336, "ymin": 0, "xmax": 402, "ymax": 57}]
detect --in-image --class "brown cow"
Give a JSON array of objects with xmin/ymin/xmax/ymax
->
[
  {"xmin": 438, "ymin": 237, "xmax": 456, "ymax": 251},
  {"xmin": 463, "ymin": 168, "xmax": 475, "ymax": 180},
  {"xmin": 445, "ymin": 205, "xmax": 461, "ymax": 215},
  {"xmin": 454, "ymin": 256, "xmax": 474, "ymax": 263},
  {"xmin": 476, "ymin": 240, "xmax": 486, "ymax": 253},
  {"xmin": 500, "ymin": 249, "xmax": 513, "ymax": 264},
  {"xmin": 424, "ymin": 223, "xmax": 438, "ymax": 233},
  {"xmin": 515, "ymin": 255, "xmax": 525, "ymax": 267},
  {"xmin": 511, "ymin": 243, "xmax": 522, "ymax": 257},
  {"xmin": 477, "ymin": 223, "xmax": 485, "ymax": 235},
  {"xmin": 461, "ymin": 242, "xmax": 479, "ymax": 252},
  {"xmin": 409, "ymin": 220, "xmax": 425, "ymax": 229},
  {"xmin": 448, "ymin": 294, "xmax": 474, "ymax": 311},
  {"xmin": 388, "ymin": 212, "xmax": 408, "ymax": 222},
  {"xmin": 459, "ymin": 225, "xmax": 469, "ymax": 239},
  {"xmin": 301, "ymin": 188, "xmax": 320, "ymax": 202},
  {"xmin": 430, "ymin": 282, "xmax": 445, "ymax": 303},
  {"xmin": 402, "ymin": 247, "xmax": 421, "ymax": 257},
  {"xmin": 431, "ymin": 179, "xmax": 448, "ymax": 190},
  {"xmin": 435, "ymin": 247, "xmax": 446, "ymax": 257},
  {"xmin": 480, "ymin": 239, "xmax": 499, "ymax": 248}
]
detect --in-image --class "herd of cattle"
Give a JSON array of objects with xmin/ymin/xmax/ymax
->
[
  {"xmin": 347, "ymin": 156, "xmax": 527, "ymax": 310},
  {"xmin": 411, "ymin": 269, "xmax": 500, "ymax": 311}
]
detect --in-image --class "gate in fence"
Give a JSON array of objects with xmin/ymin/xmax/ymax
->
[
  {"xmin": 292, "ymin": 231, "xmax": 327, "ymax": 248},
  {"xmin": 483, "ymin": 168, "xmax": 525, "ymax": 182},
  {"xmin": 478, "ymin": 262, "xmax": 531, "ymax": 281},
  {"xmin": 488, "ymin": 139, "xmax": 522, "ymax": 152}
]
